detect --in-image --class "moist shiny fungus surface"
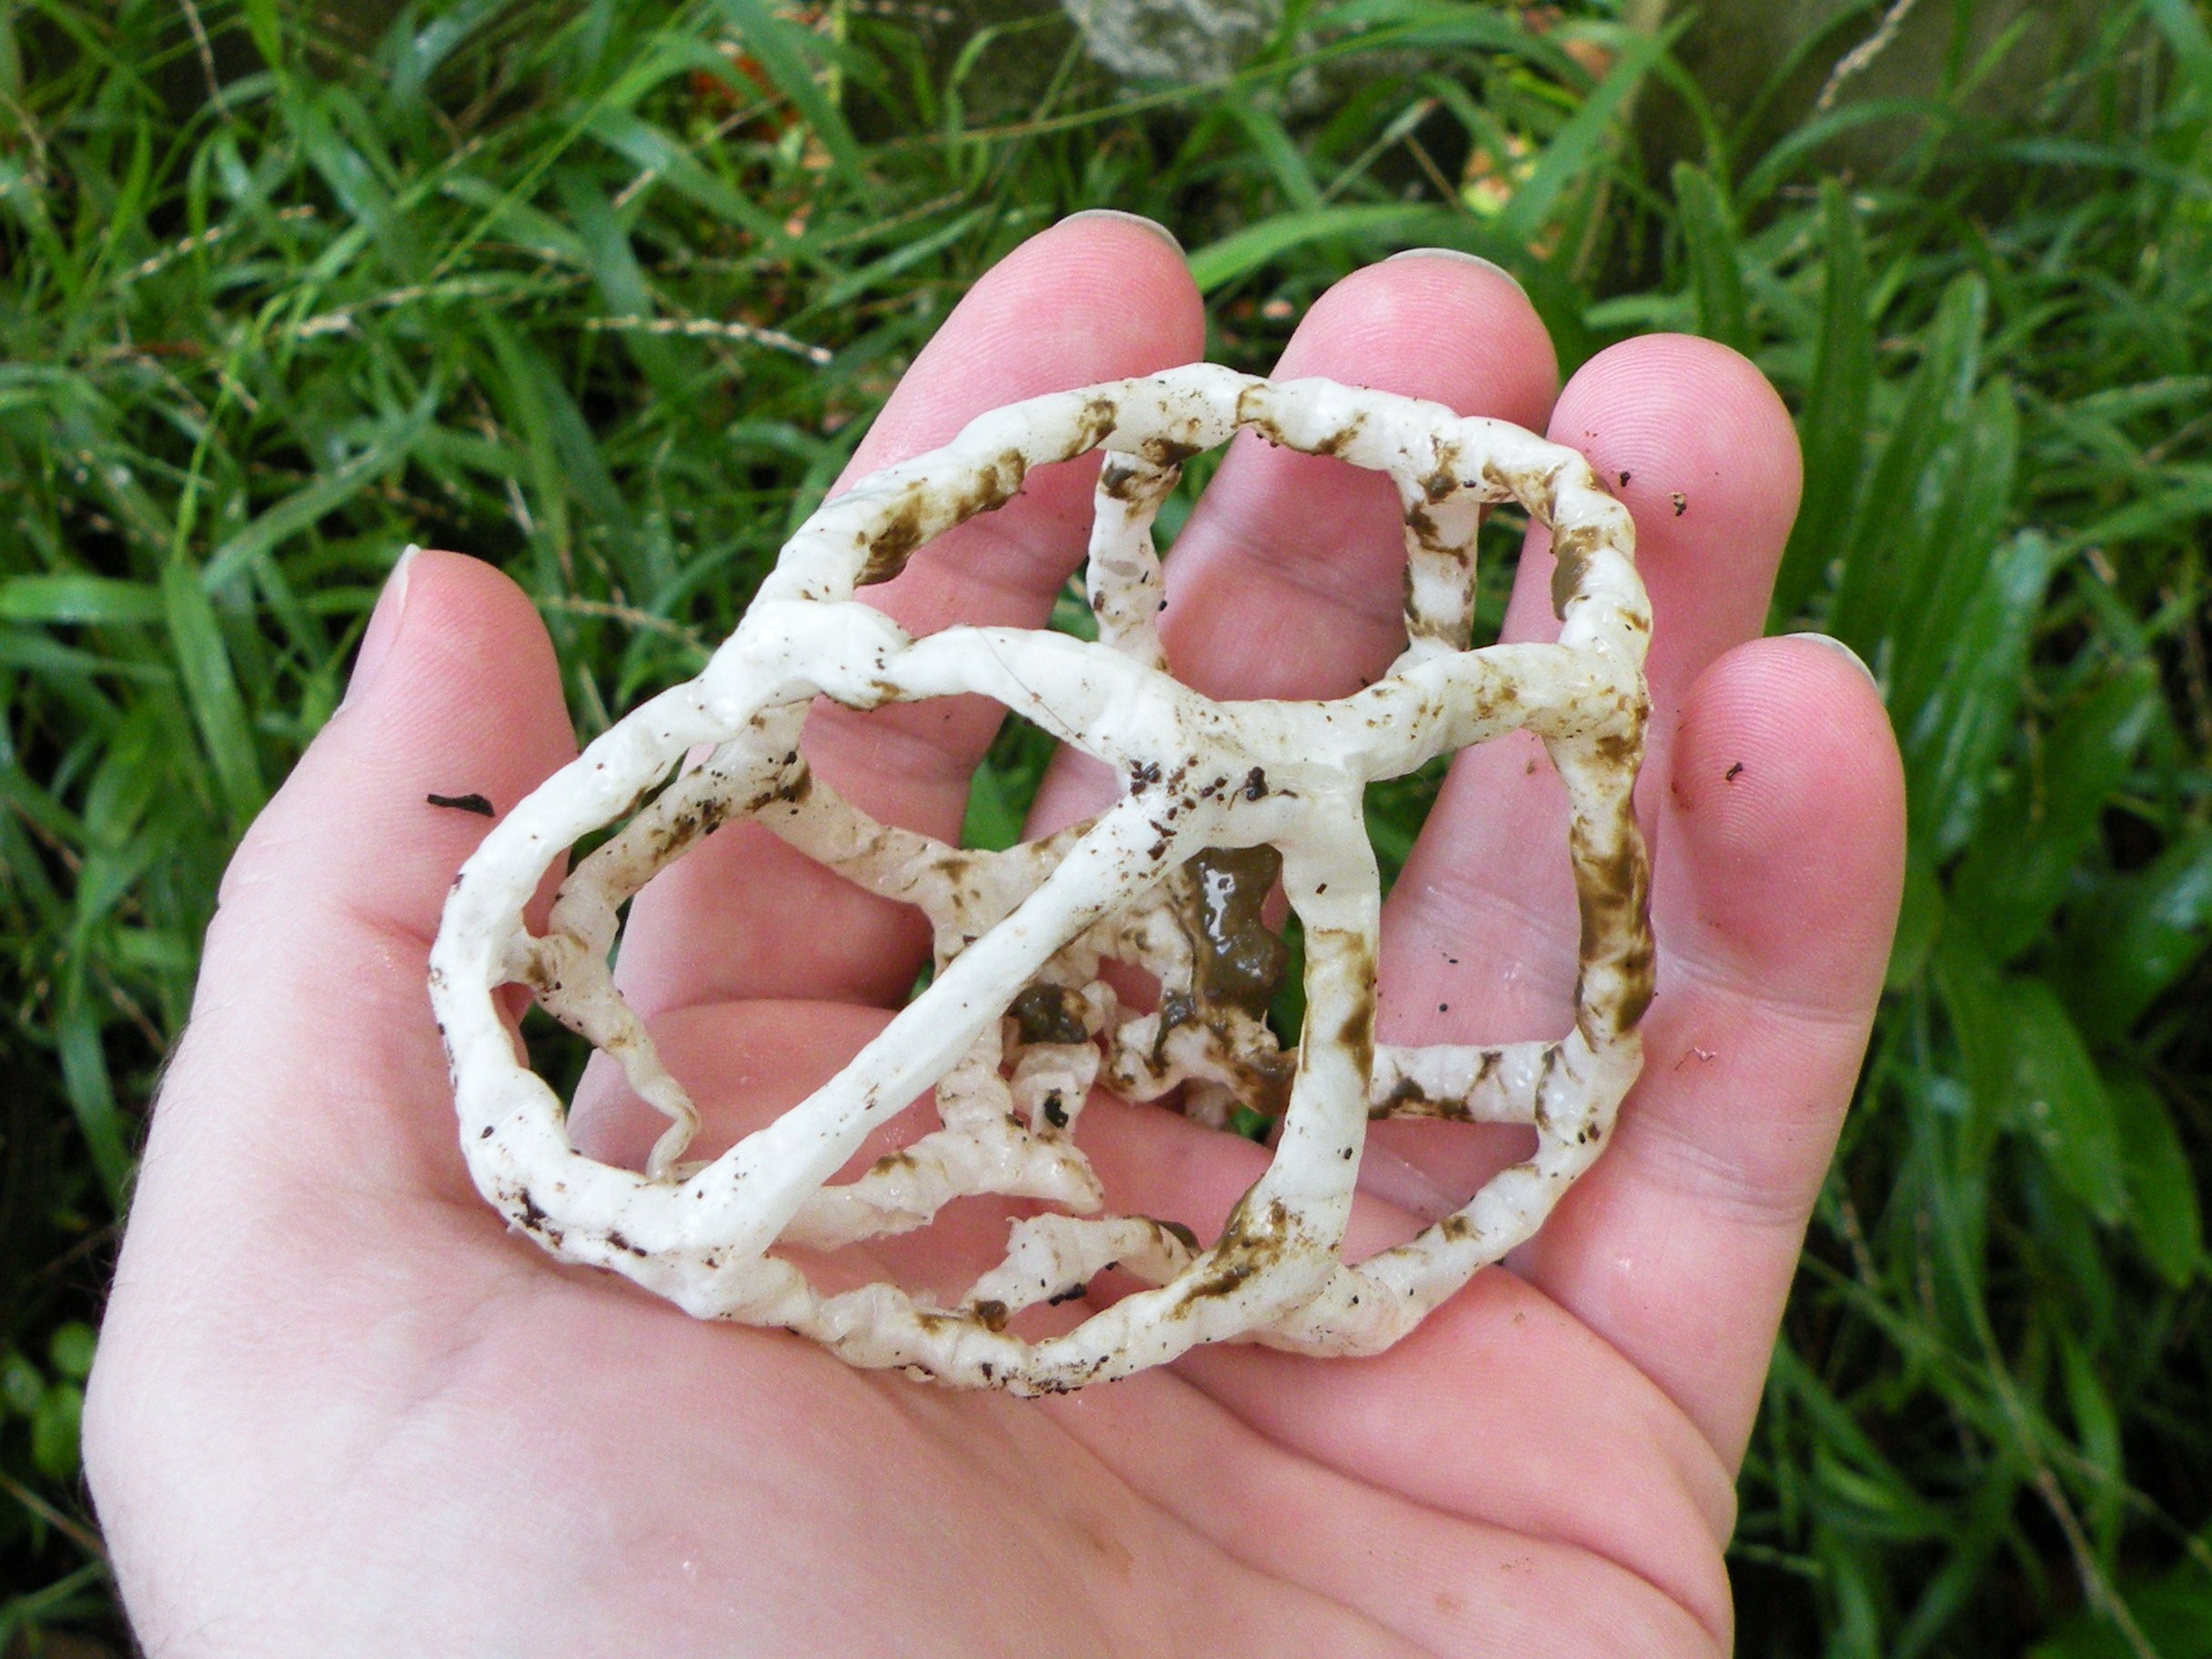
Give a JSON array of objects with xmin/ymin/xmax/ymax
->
[{"xmin": 429, "ymin": 365, "xmax": 1653, "ymax": 1393}]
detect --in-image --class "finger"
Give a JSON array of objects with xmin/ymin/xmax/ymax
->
[
  {"xmin": 608, "ymin": 214, "xmax": 1203, "ymax": 1022},
  {"xmin": 1055, "ymin": 1097, "xmax": 1733, "ymax": 1634},
  {"xmin": 1052, "ymin": 1365, "xmax": 1725, "ymax": 1658},
  {"xmin": 1379, "ymin": 335, "xmax": 1802, "ymax": 1043},
  {"xmin": 1028, "ymin": 249, "xmax": 1555, "ymax": 829},
  {"xmin": 153, "ymin": 548, "xmax": 577, "ymax": 1205},
  {"xmin": 1510, "ymin": 635, "xmax": 1903, "ymax": 1465},
  {"xmin": 1357, "ymin": 338, "xmax": 1798, "ymax": 1224}
]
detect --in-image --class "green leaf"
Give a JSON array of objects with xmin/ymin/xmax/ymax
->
[
  {"xmin": 161, "ymin": 558, "xmax": 264, "ymax": 826},
  {"xmin": 1901, "ymin": 528, "xmax": 2056, "ymax": 858},
  {"xmin": 1771, "ymin": 187, "xmax": 1869, "ymax": 628},
  {"xmin": 0, "ymin": 574, "xmax": 164, "ymax": 627},
  {"xmin": 1829, "ymin": 274, "xmax": 1986, "ymax": 659},
  {"xmin": 1671, "ymin": 162, "xmax": 1748, "ymax": 353},
  {"xmin": 584, "ymin": 107, "xmax": 803, "ymax": 253},
  {"xmin": 1184, "ymin": 206, "xmax": 1589, "ymax": 365},
  {"xmin": 1886, "ymin": 839, "xmax": 1944, "ymax": 990},
  {"xmin": 1951, "ymin": 660, "xmax": 2161, "ymax": 962},
  {"xmin": 2060, "ymin": 830, "xmax": 2212, "ymax": 1041},
  {"xmin": 2105, "ymin": 1069, "xmax": 2204, "ymax": 1287},
  {"xmin": 1188, "ymin": 204, "xmax": 1453, "ymax": 292},
  {"xmin": 1493, "ymin": 25, "xmax": 1670, "ymax": 252},
  {"xmin": 2145, "ymin": 0, "xmax": 2212, "ymax": 106},
  {"xmin": 29, "ymin": 1382, "xmax": 81, "ymax": 1483},
  {"xmin": 960, "ymin": 759, "xmax": 1023, "ymax": 853},
  {"xmin": 202, "ymin": 390, "xmax": 438, "ymax": 588},
  {"xmin": 1936, "ymin": 938, "xmax": 2127, "ymax": 1224},
  {"xmin": 0, "ymin": 1355, "xmax": 41, "ymax": 1419},
  {"xmin": 1888, "ymin": 378, "xmax": 2020, "ymax": 727},
  {"xmin": 55, "ymin": 988, "xmax": 134, "ymax": 1209},
  {"xmin": 707, "ymin": 0, "xmax": 869, "ymax": 186},
  {"xmin": 45, "ymin": 1322, "xmax": 94, "ymax": 1383}
]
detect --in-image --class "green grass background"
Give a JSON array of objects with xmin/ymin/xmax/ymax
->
[{"xmin": 1, "ymin": 0, "xmax": 2208, "ymax": 1651}]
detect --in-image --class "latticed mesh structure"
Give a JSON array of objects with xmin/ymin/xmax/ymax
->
[{"xmin": 428, "ymin": 365, "xmax": 1654, "ymax": 1393}]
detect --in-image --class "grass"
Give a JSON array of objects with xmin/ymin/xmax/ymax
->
[{"xmin": 0, "ymin": 0, "xmax": 2207, "ymax": 1651}]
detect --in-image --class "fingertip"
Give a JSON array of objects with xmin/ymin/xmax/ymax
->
[
  {"xmin": 218, "ymin": 549, "xmax": 574, "ymax": 954},
  {"xmin": 843, "ymin": 214, "xmax": 1206, "ymax": 480},
  {"xmin": 1281, "ymin": 251, "xmax": 1557, "ymax": 429},
  {"xmin": 1554, "ymin": 333, "xmax": 1802, "ymax": 568},
  {"xmin": 1662, "ymin": 633, "xmax": 1905, "ymax": 1003}
]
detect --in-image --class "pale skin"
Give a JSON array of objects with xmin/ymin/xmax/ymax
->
[{"xmin": 85, "ymin": 217, "xmax": 1905, "ymax": 1656}]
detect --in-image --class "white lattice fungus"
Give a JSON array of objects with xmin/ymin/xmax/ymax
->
[{"xmin": 428, "ymin": 366, "xmax": 1654, "ymax": 1393}]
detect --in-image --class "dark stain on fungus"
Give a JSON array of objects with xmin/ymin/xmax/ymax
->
[
  {"xmin": 1242, "ymin": 767, "xmax": 1269, "ymax": 800},
  {"xmin": 1403, "ymin": 500, "xmax": 1443, "ymax": 550},
  {"xmin": 1336, "ymin": 989, "xmax": 1375, "ymax": 1082},
  {"xmin": 1098, "ymin": 456, "xmax": 1147, "ymax": 502},
  {"xmin": 1375, "ymin": 1073, "xmax": 1433, "ymax": 1120},
  {"xmin": 1181, "ymin": 1193, "xmax": 1292, "ymax": 1303},
  {"xmin": 1155, "ymin": 1219, "xmax": 1202, "ymax": 1252},
  {"xmin": 860, "ymin": 500, "xmax": 929, "ymax": 586},
  {"xmin": 1142, "ymin": 435, "xmax": 1202, "ymax": 468},
  {"xmin": 1010, "ymin": 983, "xmax": 1091, "ymax": 1047},
  {"xmin": 860, "ymin": 454, "xmax": 1030, "ymax": 586},
  {"xmin": 1548, "ymin": 523, "xmax": 1605, "ymax": 619},
  {"xmin": 1591, "ymin": 728, "xmax": 1641, "ymax": 770},
  {"xmin": 1046, "ymin": 1284, "xmax": 1088, "ymax": 1307},
  {"xmin": 1182, "ymin": 845, "xmax": 1290, "ymax": 1017},
  {"xmin": 1080, "ymin": 397, "xmax": 1119, "ymax": 446},
  {"xmin": 427, "ymin": 791, "xmax": 495, "ymax": 818},
  {"xmin": 1042, "ymin": 1092, "xmax": 1070, "ymax": 1131},
  {"xmin": 971, "ymin": 1299, "xmax": 1010, "ymax": 1332},
  {"xmin": 1308, "ymin": 415, "xmax": 1366, "ymax": 457}
]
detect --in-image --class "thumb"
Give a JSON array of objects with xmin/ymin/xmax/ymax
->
[{"xmin": 173, "ymin": 548, "xmax": 576, "ymax": 1192}]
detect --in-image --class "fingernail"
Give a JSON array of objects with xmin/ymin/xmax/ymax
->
[
  {"xmin": 1061, "ymin": 208, "xmax": 1184, "ymax": 256},
  {"xmin": 1782, "ymin": 630, "xmax": 1881, "ymax": 693},
  {"xmin": 1386, "ymin": 246, "xmax": 1526, "ymax": 297},
  {"xmin": 342, "ymin": 545, "xmax": 418, "ymax": 713}
]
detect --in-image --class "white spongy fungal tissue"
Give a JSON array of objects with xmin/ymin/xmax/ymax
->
[{"xmin": 428, "ymin": 365, "xmax": 1654, "ymax": 1395}]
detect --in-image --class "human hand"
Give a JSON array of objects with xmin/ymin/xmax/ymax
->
[{"xmin": 85, "ymin": 215, "xmax": 1904, "ymax": 1656}]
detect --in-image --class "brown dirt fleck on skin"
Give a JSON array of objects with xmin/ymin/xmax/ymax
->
[{"xmin": 427, "ymin": 791, "xmax": 495, "ymax": 817}]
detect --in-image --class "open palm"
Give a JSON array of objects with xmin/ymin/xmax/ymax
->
[{"xmin": 85, "ymin": 217, "xmax": 1903, "ymax": 1657}]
